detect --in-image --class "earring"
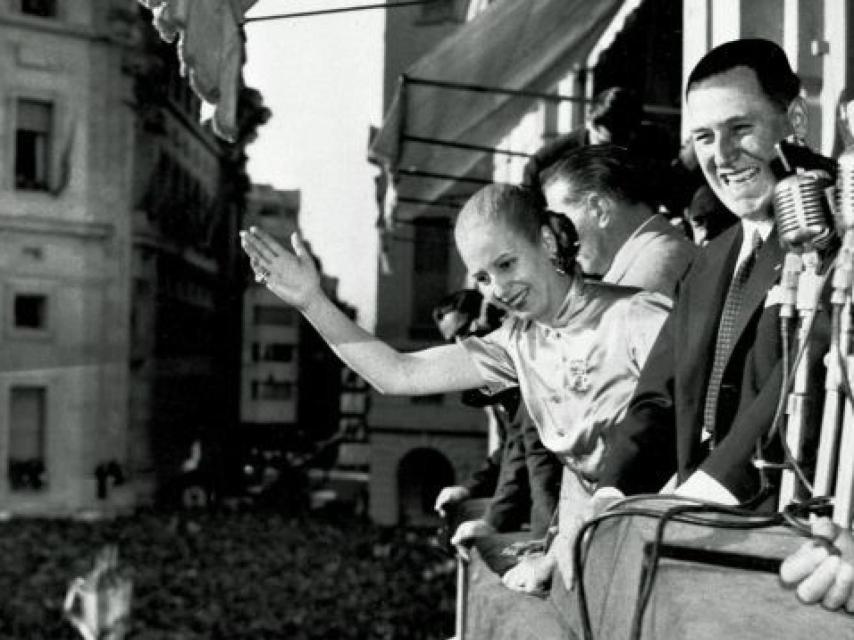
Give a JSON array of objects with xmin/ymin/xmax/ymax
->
[{"xmin": 551, "ymin": 254, "xmax": 567, "ymax": 276}]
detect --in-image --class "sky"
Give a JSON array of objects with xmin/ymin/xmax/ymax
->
[{"xmin": 242, "ymin": 0, "xmax": 385, "ymax": 329}]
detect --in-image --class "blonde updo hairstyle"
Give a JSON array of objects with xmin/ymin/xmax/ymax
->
[{"xmin": 454, "ymin": 183, "xmax": 578, "ymax": 274}]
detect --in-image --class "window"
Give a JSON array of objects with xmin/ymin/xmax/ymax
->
[
  {"xmin": 465, "ymin": 0, "xmax": 494, "ymax": 21},
  {"xmin": 251, "ymin": 342, "xmax": 294, "ymax": 362},
  {"xmin": 14, "ymin": 294, "xmax": 47, "ymax": 330},
  {"xmin": 15, "ymin": 99, "xmax": 53, "ymax": 191},
  {"xmin": 8, "ymin": 386, "xmax": 47, "ymax": 491},
  {"xmin": 253, "ymin": 305, "xmax": 295, "ymax": 326},
  {"xmin": 20, "ymin": 0, "xmax": 57, "ymax": 17},
  {"xmin": 264, "ymin": 344, "xmax": 293, "ymax": 362},
  {"xmin": 251, "ymin": 379, "xmax": 293, "ymax": 401}
]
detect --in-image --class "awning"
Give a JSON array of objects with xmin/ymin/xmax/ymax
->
[{"xmin": 369, "ymin": 0, "xmax": 625, "ymax": 217}]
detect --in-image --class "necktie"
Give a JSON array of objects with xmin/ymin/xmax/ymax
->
[{"xmin": 702, "ymin": 231, "xmax": 763, "ymax": 444}]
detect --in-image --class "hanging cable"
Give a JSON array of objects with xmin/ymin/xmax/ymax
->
[{"xmin": 244, "ymin": 1, "xmax": 439, "ymax": 23}]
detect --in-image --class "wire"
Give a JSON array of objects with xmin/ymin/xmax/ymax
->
[
  {"xmin": 572, "ymin": 494, "xmax": 824, "ymax": 640},
  {"xmin": 760, "ymin": 263, "xmax": 834, "ymax": 495},
  {"xmin": 244, "ymin": 1, "xmax": 439, "ymax": 23}
]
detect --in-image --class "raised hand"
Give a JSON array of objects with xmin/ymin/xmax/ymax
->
[{"xmin": 240, "ymin": 227, "xmax": 322, "ymax": 310}]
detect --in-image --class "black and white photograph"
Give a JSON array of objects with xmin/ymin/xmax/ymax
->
[{"xmin": 1, "ymin": 1, "xmax": 854, "ymax": 638}]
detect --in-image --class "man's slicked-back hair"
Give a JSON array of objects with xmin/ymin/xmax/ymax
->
[
  {"xmin": 686, "ymin": 38, "xmax": 801, "ymax": 111},
  {"xmin": 539, "ymin": 144, "xmax": 657, "ymax": 210},
  {"xmin": 455, "ymin": 183, "xmax": 544, "ymax": 246}
]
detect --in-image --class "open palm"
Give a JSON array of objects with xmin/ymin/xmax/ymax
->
[{"xmin": 240, "ymin": 226, "xmax": 321, "ymax": 310}]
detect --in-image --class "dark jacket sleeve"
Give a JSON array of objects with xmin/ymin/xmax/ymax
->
[
  {"xmin": 483, "ymin": 421, "xmax": 530, "ymax": 531},
  {"xmin": 597, "ymin": 310, "xmax": 679, "ymax": 495},
  {"xmin": 519, "ymin": 412, "xmax": 562, "ymax": 537},
  {"xmin": 461, "ymin": 445, "xmax": 502, "ymax": 499},
  {"xmin": 484, "ymin": 409, "xmax": 562, "ymax": 536}
]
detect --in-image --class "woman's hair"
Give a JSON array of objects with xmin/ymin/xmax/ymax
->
[{"xmin": 455, "ymin": 183, "xmax": 578, "ymax": 272}]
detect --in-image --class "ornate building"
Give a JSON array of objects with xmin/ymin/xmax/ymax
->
[{"xmin": 0, "ymin": 1, "xmax": 264, "ymax": 514}]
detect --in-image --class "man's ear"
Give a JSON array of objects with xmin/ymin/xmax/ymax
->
[
  {"xmin": 586, "ymin": 193, "xmax": 611, "ymax": 228},
  {"xmin": 787, "ymin": 96, "xmax": 808, "ymax": 140},
  {"xmin": 540, "ymin": 224, "xmax": 558, "ymax": 257}
]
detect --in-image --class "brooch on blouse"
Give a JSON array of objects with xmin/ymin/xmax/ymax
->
[{"xmin": 565, "ymin": 358, "xmax": 591, "ymax": 392}]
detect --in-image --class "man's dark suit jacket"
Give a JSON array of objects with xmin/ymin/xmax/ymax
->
[
  {"xmin": 598, "ymin": 222, "xmax": 829, "ymax": 502},
  {"xmin": 484, "ymin": 410, "xmax": 562, "ymax": 537}
]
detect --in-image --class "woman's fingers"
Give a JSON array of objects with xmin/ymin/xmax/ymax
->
[
  {"xmin": 248, "ymin": 226, "xmax": 286, "ymax": 260},
  {"xmin": 240, "ymin": 226, "xmax": 283, "ymax": 266}
]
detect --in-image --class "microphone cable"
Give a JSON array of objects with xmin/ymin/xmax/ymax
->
[
  {"xmin": 759, "ymin": 260, "xmax": 835, "ymax": 494},
  {"xmin": 572, "ymin": 493, "xmax": 835, "ymax": 640}
]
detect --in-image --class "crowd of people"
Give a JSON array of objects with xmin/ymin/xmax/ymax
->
[
  {"xmin": 241, "ymin": 36, "xmax": 854, "ymax": 632},
  {"xmin": 1, "ymin": 510, "xmax": 457, "ymax": 639}
]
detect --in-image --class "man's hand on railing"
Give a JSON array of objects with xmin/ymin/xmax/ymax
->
[
  {"xmin": 435, "ymin": 486, "xmax": 472, "ymax": 518},
  {"xmin": 451, "ymin": 519, "xmax": 496, "ymax": 562},
  {"xmin": 780, "ymin": 517, "xmax": 854, "ymax": 612},
  {"xmin": 501, "ymin": 553, "xmax": 554, "ymax": 596}
]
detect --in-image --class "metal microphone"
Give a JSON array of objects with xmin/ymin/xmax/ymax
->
[
  {"xmin": 773, "ymin": 168, "xmax": 835, "ymax": 253},
  {"xmin": 772, "ymin": 143, "xmax": 836, "ymax": 507}
]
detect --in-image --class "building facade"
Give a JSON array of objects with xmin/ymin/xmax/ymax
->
[
  {"xmin": 0, "ymin": 0, "xmax": 138, "ymax": 514},
  {"xmin": 0, "ymin": 0, "xmax": 259, "ymax": 514}
]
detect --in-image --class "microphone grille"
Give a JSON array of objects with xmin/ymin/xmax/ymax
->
[{"xmin": 773, "ymin": 171, "xmax": 834, "ymax": 251}]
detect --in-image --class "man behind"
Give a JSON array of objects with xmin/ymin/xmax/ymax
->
[{"xmin": 540, "ymin": 144, "xmax": 696, "ymax": 300}]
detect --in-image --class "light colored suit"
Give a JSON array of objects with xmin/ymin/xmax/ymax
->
[{"xmin": 603, "ymin": 213, "xmax": 697, "ymax": 299}]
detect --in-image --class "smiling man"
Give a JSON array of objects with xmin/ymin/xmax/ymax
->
[{"xmin": 595, "ymin": 39, "xmax": 816, "ymax": 506}]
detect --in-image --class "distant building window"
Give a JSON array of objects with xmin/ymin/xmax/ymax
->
[
  {"xmin": 265, "ymin": 344, "xmax": 294, "ymax": 362},
  {"xmin": 15, "ymin": 99, "xmax": 53, "ymax": 191},
  {"xmin": 20, "ymin": 0, "xmax": 57, "ymax": 17},
  {"xmin": 251, "ymin": 342, "xmax": 294, "ymax": 362},
  {"xmin": 8, "ymin": 386, "xmax": 47, "ymax": 491},
  {"xmin": 251, "ymin": 379, "xmax": 293, "ymax": 401},
  {"xmin": 465, "ymin": 0, "xmax": 493, "ymax": 21},
  {"xmin": 14, "ymin": 294, "xmax": 48, "ymax": 330},
  {"xmin": 253, "ymin": 305, "xmax": 295, "ymax": 326}
]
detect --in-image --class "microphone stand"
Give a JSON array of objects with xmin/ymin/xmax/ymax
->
[
  {"xmin": 833, "ymin": 233, "xmax": 854, "ymax": 528},
  {"xmin": 814, "ymin": 243, "xmax": 851, "ymax": 498},
  {"xmin": 778, "ymin": 249, "xmax": 823, "ymax": 507}
]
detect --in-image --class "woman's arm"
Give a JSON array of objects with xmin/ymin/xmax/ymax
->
[{"xmin": 241, "ymin": 226, "xmax": 485, "ymax": 396}]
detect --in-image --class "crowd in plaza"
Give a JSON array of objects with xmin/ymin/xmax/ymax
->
[{"xmin": 0, "ymin": 510, "xmax": 456, "ymax": 639}]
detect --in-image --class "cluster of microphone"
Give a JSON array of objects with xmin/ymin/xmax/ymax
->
[{"xmin": 770, "ymin": 138, "xmax": 854, "ymax": 527}]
